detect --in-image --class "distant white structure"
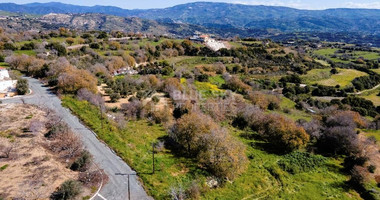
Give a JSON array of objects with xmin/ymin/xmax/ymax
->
[
  {"xmin": 205, "ymin": 38, "xmax": 226, "ymax": 51},
  {"xmin": 190, "ymin": 33, "xmax": 226, "ymax": 51},
  {"xmin": 113, "ymin": 67, "xmax": 138, "ymax": 76},
  {"xmin": 0, "ymin": 67, "xmax": 17, "ymax": 96}
]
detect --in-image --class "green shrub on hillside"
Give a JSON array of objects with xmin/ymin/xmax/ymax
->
[{"xmin": 278, "ymin": 152, "xmax": 327, "ymax": 174}]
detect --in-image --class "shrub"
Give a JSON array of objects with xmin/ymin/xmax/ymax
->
[
  {"xmin": 368, "ymin": 165, "xmax": 376, "ymax": 173},
  {"xmin": 259, "ymin": 114, "xmax": 310, "ymax": 152},
  {"xmin": 46, "ymin": 42, "xmax": 67, "ymax": 56},
  {"xmin": 171, "ymin": 112, "xmax": 218, "ymax": 155},
  {"xmin": 198, "ymin": 128, "xmax": 248, "ymax": 180},
  {"xmin": 171, "ymin": 112, "xmax": 248, "ymax": 179},
  {"xmin": 279, "ymin": 74, "xmax": 302, "ymax": 84},
  {"xmin": 79, "ymin": 169, "xmax": 107, "ymax": 187},
  {"xmin": 58, "ymin": 69, "xmax": 98, "ymax": 94},
  {"xmin": 349, "ymin": 165, "xmax": 370, "ymax": 187},
  {"xmin": 223, "ymin": 75, "xmax": 250, "ymax": 94},
  {"xmin": 109, "ymin": 93, "xmax": 121, "ymax": 103},
  {"xmin": 21, "ymin": 42, "xmax": 35, "ymax": 50},
  {"xmin": 16, "ymin": 78, "xmax": 29, "ymax": 95},
  {"xmin": 152, "ymin": 96, "xmax": 160, "ymax": 103},
  {"xmin": 278, "ymin": 152, "xmax": 327, "ymax": 174},
  {"xmin": 121, "ymin": 100, "xmax": 144, "ymax": 119},
  {"xmin": 70, "ymin": 150, "xmax": 92, "ymax": 171},
  {"xmin": 45, "ymin": 122, "xmax": 70, "ymax": 138},
  {"xmin": 317, "ymin": 126, "xmax": 361, "ymax": 156},
  {"xmin": 89, "ymin": 43, "xmax": 100, "ymax": 49},
  {"xmin": 52, "ymin": 180, "xmax": 81, "ymax": 200}
]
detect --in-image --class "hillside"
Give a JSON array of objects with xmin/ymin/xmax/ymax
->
[{"xmin": 1, "ymin": 2, "xmax": 380, "ymax": 34}]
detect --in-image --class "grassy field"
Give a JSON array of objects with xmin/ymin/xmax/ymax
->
[
  {"xmin": 314, "ymin": 48, "xmax": 380, "ymax": 63},
  {"xmin": 372, "ymin": 68, "xmax": 380, "ymax": 74},
  {"xmin": 14, "ymin": 50, "xmax": 37, "ymax": 56},
  {"xmin": 363, "ymin": 129, "xmax": 380, "ymax": 143},
  {"xmin": 359, "ymin": 88, "xmax": 380, "ymax": 106},
  {"xmin": 168, "ymin": 56, "xmax": 232, "ymax": 70},
  {"xmin": 302, "ymin": 68, "xmax": 368, "ymax": 87},
  {"xmin": 0, "ymin": 62, "xmax": 9, "ymax": 68},
  {"xmin": 62, "ymin": 96, "xmax": 359, "ymax": 200},
  {"xmin": 194, "ymin": 81, "xmax": 225, "ymax": 99}
]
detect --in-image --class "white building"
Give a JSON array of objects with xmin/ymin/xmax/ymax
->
[
  {"xmin": 0, "ymin": 67, "xmax": 17, "ymax": 95},
  {"xmin": 0, "ymin": 68, "xmax": 10, "ymax": 80}
]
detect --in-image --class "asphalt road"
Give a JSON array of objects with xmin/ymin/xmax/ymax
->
[{"xmin": 2, "ymin": 77, "xmax": 151, "ymax": 200}]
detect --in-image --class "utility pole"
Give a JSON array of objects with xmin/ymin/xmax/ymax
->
[
  {"xmin": 152, "ymin": 143, "xmax": 155, "ymax": 174},
  {"xmin": 99, "ymin": 104, "xmax": 103, "ymax": 132},
  {"xmin": 128, "ymin": 174, "xmax": 130, "ymax": 200}
]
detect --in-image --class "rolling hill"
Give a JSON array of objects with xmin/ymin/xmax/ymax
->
[{"xmin": 0, "ymin": 2, "xmax": 380, "ymax": 34}]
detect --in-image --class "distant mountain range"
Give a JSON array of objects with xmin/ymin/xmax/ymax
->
[
  {"xmin": 0, "ymin": 2, "xmax": 379, "ymax": 34},
  {"xmin": 0, "ymin": 2, "xmax": 380, "ymax": 45}
]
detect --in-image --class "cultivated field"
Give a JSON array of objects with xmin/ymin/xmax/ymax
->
[{"xmin": 302, "ymin": 68, "xmax": 368, "ymax": 87}]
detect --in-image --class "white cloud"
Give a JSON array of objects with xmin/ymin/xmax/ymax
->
[
  {"xmin": 345, "ymin": 2, "xmax": 380, "ymax": 9},
  {"xmin": 232, "ymin": 0, "xmax": 310, "ymax": 9}
]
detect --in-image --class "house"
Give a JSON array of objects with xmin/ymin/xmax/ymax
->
[
  {"xmin": 0, "ymin": 67, "xmax": 17, "ymax": 97},
  {"xmin": 190, "ymin": 33, "xmax": 210, "ymax": 42}
]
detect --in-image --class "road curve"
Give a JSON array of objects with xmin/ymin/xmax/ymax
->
[{"xmin": 2, "ymin": 77, "xmax": 152, "ymax": 200}]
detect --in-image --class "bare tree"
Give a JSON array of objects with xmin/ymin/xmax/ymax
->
[{"xmin": 0, "ymin": 142, "xmax": 15, "ymax": 158}]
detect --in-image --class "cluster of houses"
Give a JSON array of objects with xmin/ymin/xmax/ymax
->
[{"xmin": 0, "ymin": 67, "xmax": 17, "ymax": 98}]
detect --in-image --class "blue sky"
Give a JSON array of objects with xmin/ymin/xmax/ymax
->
[{"xmin": 2, "ymin": 0, "xmax": 380, "ymax": 9}]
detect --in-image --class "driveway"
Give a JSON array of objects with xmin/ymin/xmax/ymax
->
[{"xmin": 2, "ymin": 77, "xmax": 151, "ymax": 200}]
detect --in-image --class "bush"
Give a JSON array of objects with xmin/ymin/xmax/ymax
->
[
  {"xmin": 52, "ymin": 180, "xmax": 81, "ymax": 200},
  {"xmin": 368, "ymin": 165, "xmax": 376, "ymax": 173},
  {"xmin": 279, "ymin": 74, "xmax": 302, "ymax": 84},
  {"xmin": 45, "ymin": 122, "xmax": 70, "ymax": 138},
  {"xmin": 16, "ymin": 78, "xmax": 29, "ymax": 95},
  {"xmin": 171, "ymin": 112, "xmax": 248, "ymax": 179},
  {"xmin": 152, "ymin": 96, "xmax": 160, "ymax": 103},
  {"xmin": 278, "ymin": 152, "xmax": 327, "ymax": 174},
  {"xmin": 317, "ymin": 126, "xmax": 361, "ymax": 156},
  {"xmin": 70, "ymin": 150, "xmax": 92, "ymax": 171},
  {"xmin": 79, "ymin": 169, "xmax": 107, "ymax": 187},
  {"xmin": 89, "ymin": 43, "xmax": 100, "ymax": 49},
  {"xmin": 109, "ymin": 93, "xmax": 121, "ymax": 103},
  {"xmin": 259, "ymin": 114, "xmax": 310, "ymax": 152},
  {"xmin": 46, "ymin": 42, "xmax": 67, "ymax": 56},
  {"xmin": 21, "ymin": 42, "xmax": 35, "ymax": 50}
]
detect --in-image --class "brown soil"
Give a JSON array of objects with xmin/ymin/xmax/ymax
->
[{"xmin": 0, "ymin": 104, "xmax": 79, "ymax": 199}]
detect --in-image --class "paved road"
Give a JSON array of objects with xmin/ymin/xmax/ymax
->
[{"xmin": 2, "ymin": 77, "xmax": 151, "ymax": 200}]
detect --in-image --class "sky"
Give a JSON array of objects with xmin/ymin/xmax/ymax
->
[{"xmin": 1, "ymin": 0, "xmax": 380, "ymax": 10}]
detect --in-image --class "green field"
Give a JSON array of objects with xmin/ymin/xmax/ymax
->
[
  {"xmin": 363, "ymin": 130, "xmax": 380, "ymax": 143},
  {"xmin": 62, "ymin": 96, "xmax": 359, "ymax": 200},
  {"xmin": 194, "ymin": 81, "xmax": 224, "ymax": 99},
  {"xmin": 14, "ymin": 50, "xmax": 36, "ymax": 56},
  {"xmin": 0, "ymin": 62, "xmax": 9, "ymax": 68},
  {"xmin": 372, "ymin": 68, "xmax": 380, "ymax": 74},
  {"xmin": 168, "ymin": 56, "xmax": 232, "ymax": 69},
  {"xmin": 359, "ymin": 87, "xmax": 380, "ymax": 106},
  {"xmin": 314, "ymin": 48, "xmax": 380, "ymax": 63},
  {"xmin": 302, "ymin": 68, "xmax": 368, "ymax": 87}
]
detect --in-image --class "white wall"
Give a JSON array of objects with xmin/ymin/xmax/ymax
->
[
  {"xmin": 0, "ymin": 80, "xmax": 17, "ymax": 93},
  {"xmin": 0, "ymin": 69, "xmax": 10, "ymax": 80}
]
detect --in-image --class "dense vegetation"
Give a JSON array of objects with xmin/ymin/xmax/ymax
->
[{"xmin": 1, "ymin": 26, "xmax": 380, "ymax": 200}]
